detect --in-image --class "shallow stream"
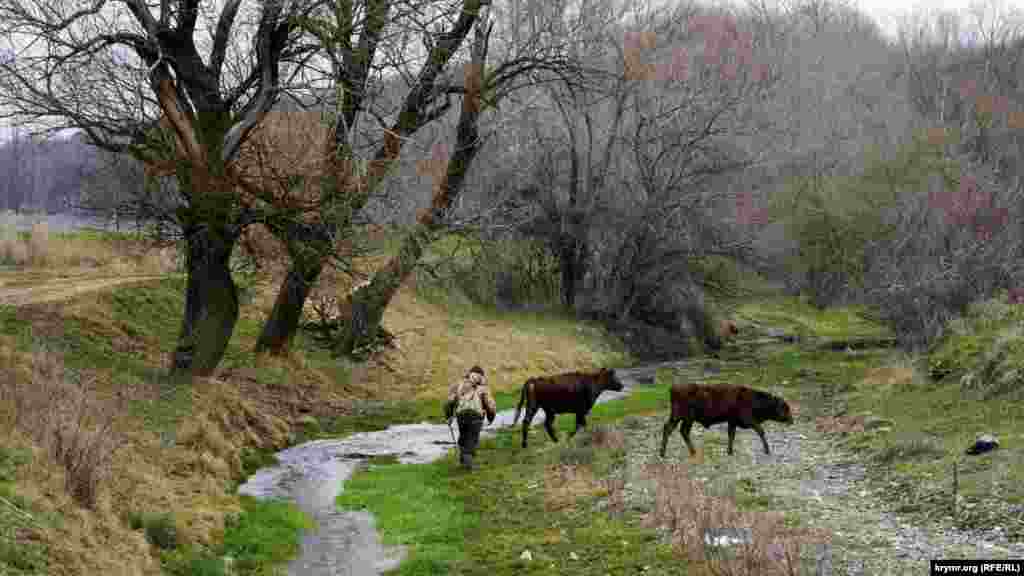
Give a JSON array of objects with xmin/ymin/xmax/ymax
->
[{"xmin": 237, "ymin": 361, "xmax": 680, "ymax": 575}]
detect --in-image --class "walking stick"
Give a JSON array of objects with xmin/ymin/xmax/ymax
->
[{"xmin": 448, "ymin": 416, "xmax": 458, "ymax": 444}]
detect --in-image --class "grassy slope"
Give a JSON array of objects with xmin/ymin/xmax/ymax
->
[
  {"xmin": 337, "ymin": 294, "xmax": 1024, "ymax": 575},
  {"xmin": 0, "ymin": 228, "xmax": 630, "ymax": 576},
  {"xmin": 2, "ymin": 224, "xmax": 1021, "ymax": 575},
  {"xmin": 337, "ymin": 381, "xmax": 682, "ymax": 575}
]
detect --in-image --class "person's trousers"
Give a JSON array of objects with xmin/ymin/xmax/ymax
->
[{"xmin": 456, "ymin": 411, "xmax": 484, "ymax": 469}]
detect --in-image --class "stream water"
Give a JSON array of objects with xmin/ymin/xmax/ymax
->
[{"xmin": 236, "ymin": 361, "xmax": 681, "ymax": 575}]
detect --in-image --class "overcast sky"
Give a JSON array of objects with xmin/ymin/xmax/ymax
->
[
  {"xmin": 857, "ymin": 0, "xmax": 1023, "ymax": 38},
  {"xmin": 1, "ymin": 0, "xmax": 1022, "ymax": 142}
]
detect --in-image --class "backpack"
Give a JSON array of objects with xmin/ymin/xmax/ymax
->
[{"xmin": 456, "ymin": 380, "xmax": 485, "ymax": 416}]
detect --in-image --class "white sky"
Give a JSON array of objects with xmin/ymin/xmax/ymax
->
[
  {"xmin": 2, "ymin": 0, "xmax": 1024, "ymax": 142},
  {"xmin": 855, "ymin": 0, "xmax": 1024, "ymax": 38}
]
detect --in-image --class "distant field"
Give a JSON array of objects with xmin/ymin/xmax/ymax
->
[{"xmin": 1, "ymin": 210, "xmax": 132, "ymax": 233}]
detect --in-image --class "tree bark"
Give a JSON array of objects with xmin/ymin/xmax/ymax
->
[
  {"xmin": 255, "ymin": 1, "xmax": 487, "ymax": 358},
  {"xmin": 559, "ymin": 234, "xmax": 586, "ymax": 309},
  {"xmin": 334, "ymin": 19, "xmax": 493, "ymax": 357},
  {"xmin": 255, "ymin": 260, "xmax": 323, "ymax": 355},
  {"xmin": 337, "ymin": 225, "xmax": 432, "ymax": 355},
  {"xmin": 171, "ymin": 220, "xmax": 240, "ymax": 376}
]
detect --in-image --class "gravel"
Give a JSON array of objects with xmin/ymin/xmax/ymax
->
[{"xmin": 612, "ymin": 408, "xmax": 1024, "ymax": 575}]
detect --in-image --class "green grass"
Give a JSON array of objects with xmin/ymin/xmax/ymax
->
[
  {"xmin": 735, "ymin": 296, "xmax": 893, "ymax": 341},
  {"xmin": 842, "ymin": 373, "xmax": 1024, "ymax": 526},
  {"xmin": 297, "ymin": 398, "xmax": 442, "ymax": 442},
  {"xmin": 337, "ymin": 429, "xmax": 680, "ymax": 575},
  {"xmin": 728, "ymin": 296, "xmax": 1024, "ymax": 534},
  {"xmin": 54, "ymin": 227, "xmax": 140, "ymax": 242},
  {"xmin": 160, "ymin": 496, "xmax": 313, "ymax": 576},
  {"xmin": 0, "ymin": 446, "xmax": 48, "ymax": 575}
]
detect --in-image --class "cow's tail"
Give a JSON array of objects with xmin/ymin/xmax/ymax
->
[{"xmin": 512, "ymin": 380, "xmax": 529, "ymax": 424}]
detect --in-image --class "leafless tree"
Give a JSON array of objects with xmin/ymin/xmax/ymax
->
[
  {"xmin": 458, "ymin": 1, "xmax": 785, "ymax": 356},
  {"xmin": 0, "ymin": 0, "xmax": 312, "ymax": 376},
  {"xmin": 859, "ymin": 1, "xmax": 1024, "ymax": 348},
  {"xmin": 254, "ymin": 0, "xmax": 590, "ymax": 357}
]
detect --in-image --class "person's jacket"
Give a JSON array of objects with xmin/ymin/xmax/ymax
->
[{"xmin": 446, "ymin": 372, "xmax": 496, "ymax": 423}]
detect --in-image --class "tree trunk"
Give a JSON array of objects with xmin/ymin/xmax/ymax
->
[
  {"xmin": 559, "ymin": 234, "xmax": 586, "ymax": 310},
  {"xmin": 270, "ymin": 12, "xmax": 491, "ymax": 358},
  {"xmin": 337, "ymin": 225, "xmax": 432, "ymax": 355},
  {"xmin": 255, "ymin": 257, "xmax": 323, "ymax": 355},
  {"xmin": 170, "ymin": 222, "xmax": 240, "ymax": 377}
]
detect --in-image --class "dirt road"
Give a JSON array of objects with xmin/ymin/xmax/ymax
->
[{"xmin": 0, "ymin": 274, "xmax": 168, "ymax": 307}]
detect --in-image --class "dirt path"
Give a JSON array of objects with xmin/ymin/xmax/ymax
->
[{"xmin": 0, "ymin": 274, "xmax": 168, "ymax": 307}]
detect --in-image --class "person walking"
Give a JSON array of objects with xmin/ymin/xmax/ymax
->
[{"xmin": 445, "ymin": 365, "xmax": 497, "ymax": 470}]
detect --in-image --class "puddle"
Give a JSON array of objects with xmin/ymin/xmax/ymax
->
[{"xmin": 237, "ymin": 361, "xmax": 693, "ymax": 575}]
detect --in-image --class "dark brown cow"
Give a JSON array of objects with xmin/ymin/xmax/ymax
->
[
  {"xmin": 512, "ymin": 368, "xmax": 625, "ymax": 448},
  {"xmin": 659, "ymin": 383, "xmax": 793, "ymax": 458}
]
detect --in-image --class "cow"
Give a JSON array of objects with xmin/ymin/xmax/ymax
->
[
  {"xmin": 720, "ymin": 319, "xmax": 739, "ymax": 339},
  {"xmin": 659, "ymin": 382, "xmax": 793, "ymax": 458},
  {"xmin": 512, "ymin": 368, "xmax": 626, "ymax": 448}
]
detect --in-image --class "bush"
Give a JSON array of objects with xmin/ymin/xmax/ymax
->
[
  {"xmin": 140, "ymin": 513, "xmax": 179, "ymax": 551},
  {"xmin": 416, "ymin": 234, "xmax": 561, "ymax": 309},
  {"xmin": 0, "ymin": 346, "xmax": 121, "ymax": 509}
]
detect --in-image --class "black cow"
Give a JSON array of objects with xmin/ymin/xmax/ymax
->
[{"xmin": 512, "ymin": 368, "xmax": 625, "ymax": 448}]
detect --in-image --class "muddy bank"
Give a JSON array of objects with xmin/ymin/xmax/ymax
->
[{"xmin": 237, "ymin": 363, "xmax": 677, "ymax": 576}]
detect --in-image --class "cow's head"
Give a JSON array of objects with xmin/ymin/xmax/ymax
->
[
  {"xmin": 599, "ymin": 368, "xmax": 625, "ymax": 392},
  {"xmin": 776, "ymin": 397, "xmax": 794, "ymax": 424}
]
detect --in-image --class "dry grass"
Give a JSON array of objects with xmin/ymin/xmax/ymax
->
[
  {"xmin": 813, "ymin": 414, "xmax": 866, "ymax": 436},
  {"xmin": 268, "ymin": 245, "xmax": 627, "ymax": 403},
  {"xmin": 0, "ymin": 214, "xmax": 179, "ymax": 274},
  {"xmin": 544, "ymin": 464, "xmax": 607, "ymax": 511},
  {"xmin": 0, "ymin": 299, "xmax": 346, "ymax": 574},
  {"xmin": 0, "ymin": 222, "xmax": 628, "ymax": 575},
  {"xmin": 0, "ymin": 345, "xmax": 120, "ymax": 510},
  {"xmin": 0, "ymin": 343, "xmax": 159, "ymax": 576},
  {"xmin": 368, "ymin": 284, "xmax": 621, "ymax": 401},
  {"xmin": 642, "ymin": 461, "xmax": 828, "ymax": 576}
]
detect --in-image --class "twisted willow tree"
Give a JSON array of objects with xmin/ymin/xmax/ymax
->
[
  {"xmin": 0, "ymin": 0, "xmax": 312, "ymax": 376},
  {"xmin": 254, "ymin": 0, "xmax": 585, "ymax": 357}
]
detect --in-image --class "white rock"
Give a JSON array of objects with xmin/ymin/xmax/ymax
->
[
  {"xmin": 519, "ymin": 550, "xmax": 532, "ymax": 561},
  {"xmin": 569, "ymin": 552, "xmax": 579, "ymax": 561}
]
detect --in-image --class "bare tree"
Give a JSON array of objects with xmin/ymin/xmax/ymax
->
[
  {"xmin": 254, "ymin": 0, "xmax": 587, "ymax": 357},
  {"xmin": 0, "ymin": 0, "xmax": 309, "ymax": 376},
  {"xmin": 470, "ymin": 1, "xmax": 783, "ymax": 357}
]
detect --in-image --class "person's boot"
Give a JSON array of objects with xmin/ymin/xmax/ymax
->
[{"xmin": 461, "ymin": 452, "xmax": 474, "ymax": 470}]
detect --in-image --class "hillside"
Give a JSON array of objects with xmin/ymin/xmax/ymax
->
[
  {"xmin": 1, "ymin": 225, "xmax": 1022, "ymax": 576},
  {"xmin": 0, "ymin": 226, "xmax": 630, "ymax": 575}
]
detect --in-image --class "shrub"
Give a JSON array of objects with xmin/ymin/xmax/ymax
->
[
  {"xmin": 0, "ymin": 346, "xmax": 121, "ymax": 509},
  {"xmin": 644, "ymin": 461, "xmax": 823, "ymax": 575},
  {"xmin": 141, "ymin": 513, "xmax": 179, "ymax": 551}
]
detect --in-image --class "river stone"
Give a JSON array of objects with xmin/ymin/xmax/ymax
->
[
  {"xmin": 966, "ymin": 434, "xmax": 1000, "ymax": 455},
  {"xmin": 863, "ymin": 416, "xmax": 894, "ymax": 431}
]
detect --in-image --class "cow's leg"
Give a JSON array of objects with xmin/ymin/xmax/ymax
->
[
  {"xmin": 752, "ymin": 422, "xmax": 771, "ymax": 454},
  {"xmin": 727, "ymin": 422, "xmax": 737, "ymax": 455},
  {"xmin": 660, "ymin": 416, "xmax": 680, "ymax": 458},
  {"xmin": 571, "ymin": 411, "xmax": 586, "ymax": 437},
  {"xmin": 544, "ymin": 412, "xmax": 559, "ymax": 443},
  {"xmin": 680, "ymin": 420, "xmax": 696, "ymax": 456},
  {"xmin": 521, "ymin": 407, "xmax": 537, "ymax": 448}
]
